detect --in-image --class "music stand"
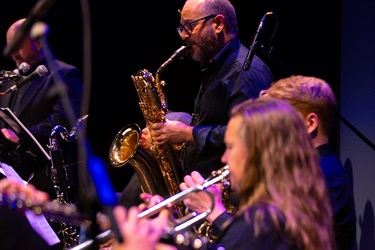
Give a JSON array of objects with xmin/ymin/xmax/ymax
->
[
  {"xmin": 0, "ymin": 107, "xmax": 50, "ymax": 162},
  {"xmin": 0, "ymin": 108, "xmax": 60, "ymax": 246}
]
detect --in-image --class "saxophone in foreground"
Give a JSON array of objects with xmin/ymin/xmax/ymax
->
[{"xmin": 109, "ymin": 46, "xmax": 189, "ymax": 215}]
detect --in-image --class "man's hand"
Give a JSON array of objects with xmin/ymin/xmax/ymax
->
[
  {"xmin": 139, "ymin": 127, "xmax": 152, "ymax": 149},
  {"xmin": 1, "ymin": 128, "xmax": 19, "ymax": 144},
  {"xmin": 111, "ymin": 205, "xmax": 169, "ymax": 250},
  {"xmin": 0, "ymin": 178, "xmax": 49, "ymax": 202},
  {"xmin": 150, "ymin": 119, "xmax": 193, "ymax": 146}
]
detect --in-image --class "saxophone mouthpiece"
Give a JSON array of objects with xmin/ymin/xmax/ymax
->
[
  {"xmin": 170, "ymin": 45, "xmax": 190, "ymax": 61},
  {"xmin": 158, "ymin": 46, "xmax": 190, "ymax": 73}
]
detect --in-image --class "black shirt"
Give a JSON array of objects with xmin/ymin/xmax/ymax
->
[
  {"xmin": 184, "ymin": 38, "xmax": 273, "ymax": 177},
  {"xmin": 317, "ymin": 143, "xmax": 357, "ymax": 250}
]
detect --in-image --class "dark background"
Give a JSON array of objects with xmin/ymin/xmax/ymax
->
[{"xmin": 0, "ymin": 0, "xmax": 341, "ymax": 192}]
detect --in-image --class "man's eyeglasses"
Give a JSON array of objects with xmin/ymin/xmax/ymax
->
[{"xmin": 176, "ymin": 14, "xmax": 217, "ymax": 36}]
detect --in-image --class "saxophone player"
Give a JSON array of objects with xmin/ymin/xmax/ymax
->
[
  {"xmin": 121, "ymin": 0, "xmax": 273, "ymax": 209},
  {"xmin": 148, "ymin": 0, "xmax": 273, "ymax": 177}
]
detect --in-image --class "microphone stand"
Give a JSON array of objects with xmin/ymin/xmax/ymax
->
[
  {"xmin": 30, "ymin": 22, "xmax": 111, "ymax": 247},
  {"xmin": 242, "ymin": 11, "xmax": 294, "ymax": 78},
  {"xmin": 339, "ymin": 115, "xmax": 375, "ymax": 151},
  {"xmin": 2, "ymin": 0, "xmax": 55, "ymax": 58},
  {"xmin": 31, "ymin": 21, "xmax": 124, "ymax": 246},
  {"xmin": 242, "ymin": 16, "xmax": 264, "ymax": 71},
  {"xmin": 243, "ymin": 12, "xmax": 276, "ymax": 71}
]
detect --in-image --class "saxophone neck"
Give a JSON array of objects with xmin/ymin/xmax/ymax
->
[
  {"xmin": 156, "ymin": 45, "xmax": 189, "ymax": 82},
  {"xmin": 157, "ymin": 58, "xmax": 172, "ymax": 76},
  {"xmin": 49, "ymin": 114, "xmax": 89, "ymax": 143},
  {"xmin": 155, "ymin": 61, "xmax": 169, "ymax": 85}
]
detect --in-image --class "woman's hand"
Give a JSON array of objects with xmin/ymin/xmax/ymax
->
[{"xmin": 179, "ymin": 171, "xmax": 226, "ymax": 223}]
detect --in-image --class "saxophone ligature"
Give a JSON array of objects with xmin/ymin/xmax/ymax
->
[{"xmin": 108, "ymin": 46, "xmax": 189, "ymax": 214}]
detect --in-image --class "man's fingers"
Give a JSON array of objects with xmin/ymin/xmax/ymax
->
[{"xmin": 191, "ymin": 171, "xmax": 205, "ymax": 184}]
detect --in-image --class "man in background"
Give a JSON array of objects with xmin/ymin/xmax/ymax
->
[
  {"xmin": 0, "ymin": 18, "xmax": 83, "ymax": 204},
  {"xmin": 122, "ymin": 0, "xmax": 273, "ymax": 208},
  {"xmin": 263, "ymin": 75, "xmax": 357, "ymax": 250}
]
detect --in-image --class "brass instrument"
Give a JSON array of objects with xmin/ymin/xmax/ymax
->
[
  {"xmin": 195, "ymin": 166, "xmax": 236, "ymax": 241},
  {"xmin": 108, "ymin": 46, "xmax": 235, "ymax": 242},
  {"xmin": 71, "ymin": 166, "xmax": 230, "ymax": 250},
  {"xmin": 108, "ymin": 46, "xmax": 189, "ymax": 213},
  {"xmin": 138, "ymin": 165, "xmax": 229, "ymax": 230}
]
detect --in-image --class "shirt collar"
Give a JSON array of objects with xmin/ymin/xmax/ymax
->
[{"xmin": 200, "ymin": 37, "xmax": 240, "ymax": 72}]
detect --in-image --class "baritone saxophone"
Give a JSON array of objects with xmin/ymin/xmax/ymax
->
[{"xmin": 109, "ymin": 46, "xmax": 189, "ymax": 215}]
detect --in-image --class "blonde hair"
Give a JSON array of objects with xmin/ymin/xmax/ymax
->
[
  {"xmin": 231, "ymin": 97, "xmax": 335, "ymax": 250},
  {"xmin": 264, "ymin": 75, "xmax": 338, "ymax": 137}
]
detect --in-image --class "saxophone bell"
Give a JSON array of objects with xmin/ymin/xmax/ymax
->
[
  {"xmin": 108, "ymin": 123, "xmax": 141, "ymax": 168},
  {"xmin": 108, "ymin": 123, "xmax": 174, "ymax": 198}
]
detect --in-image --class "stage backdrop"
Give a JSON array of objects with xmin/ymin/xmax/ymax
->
[{"xmin": 2, "ymin": 1, "xmax": 375, "ymax": 249}]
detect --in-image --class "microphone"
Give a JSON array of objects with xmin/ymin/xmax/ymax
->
[
  {"xmin": 13, "ymin": 62, "xmax": 31, "ymax": 76},
  {"xmin": 0, "ymin": 62, "xmax": 30, "ymax": 79},
  {"xmin": 1, "ymin": 65, "xmax": 49, "ymax": 95},
  {"xmin": 2, "ymin": 0, "xmax": 55, "ymax": 58},
  {"xmin": 243, "ymin": 12, "xmax": 274, "ymax": 70}
]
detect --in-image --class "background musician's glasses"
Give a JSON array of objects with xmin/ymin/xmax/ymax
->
[{"xmin": 176, "ymin": 14, "xmax": 217, "ymax": 36}]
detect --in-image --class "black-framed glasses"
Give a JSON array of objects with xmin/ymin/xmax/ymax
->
[{"xmin": 176, "ymin": 14, "xmax": 217, "ymax": 36}]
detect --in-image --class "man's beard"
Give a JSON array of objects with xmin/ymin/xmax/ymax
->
[{"xmin": 193, "ymin": 28, "xmax": 220, "ymax": 64}]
